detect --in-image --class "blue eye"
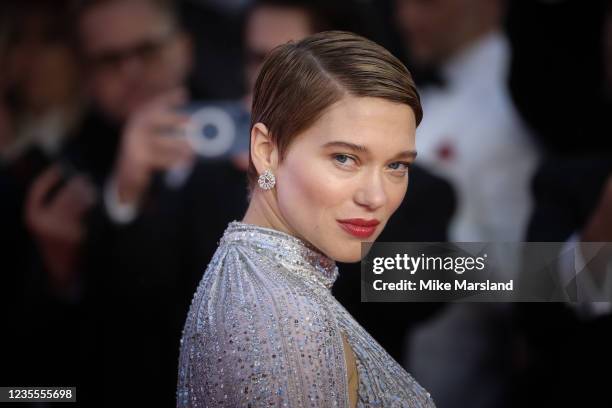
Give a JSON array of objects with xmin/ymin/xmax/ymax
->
[
  {"xmin": 388, "ymin": 162, "xmax": 411, "ymax": 173},
  {"xmin": 334, "ymin": 154, "xmax": 356, "ymax": 166}
]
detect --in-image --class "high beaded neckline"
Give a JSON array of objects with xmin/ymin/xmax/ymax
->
[{"xmin": 220, "ymin": 220, "xmax": 339, "ymax": 289}]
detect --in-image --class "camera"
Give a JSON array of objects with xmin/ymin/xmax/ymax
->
[{"xmin": 181, "ymin": 101, "xmax": 251, "ymax": 160}]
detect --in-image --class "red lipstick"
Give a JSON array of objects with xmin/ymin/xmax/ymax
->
[{"xmin": 337, "ymin": 218, "xmax": 380, "ymax": 238}]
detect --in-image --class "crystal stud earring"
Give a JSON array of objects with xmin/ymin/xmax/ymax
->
[{"xmin": 258, "ymin": 169, "xmax": 276, "ymax": 190}]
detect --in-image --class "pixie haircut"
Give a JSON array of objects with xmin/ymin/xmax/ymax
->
[{"xmin": 247, "ymin": 30, "xmax": 423, "ymax": 189}]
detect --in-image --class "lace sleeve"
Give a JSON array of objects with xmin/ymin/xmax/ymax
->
[{"xmin": 178, "ymin": 245, "xmax": 350, "ymax": 407}]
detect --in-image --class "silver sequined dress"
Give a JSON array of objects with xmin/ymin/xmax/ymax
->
[{"xmin": 177, "ymin": 221, "xmax": 435, "ymax": 407}]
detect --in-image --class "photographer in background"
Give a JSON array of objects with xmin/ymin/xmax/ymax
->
[
  {"xmin": 74, "ymin": 1, "xmax": 247, "ymax": 406},
  {"xmin": 0, "ymin": 0, "xmax": 88, "ymax": 392},
  {"xmin": 516, "ymin": 4, "xmax": 612, "ymax": 406},
  {"xmin": 394, "ymin": 0, "xmax": 539, "ymax": 407},
  {"xmin": 225, "ymin": 0, "xmax": 336, "ymax": 170},
  {"xmin": 3, "ymin": 0, "xmax": 247, "ymax": 405},
  {"xmin": 19, "ymin": 0, "xmax": 196, "ymax": 304}
]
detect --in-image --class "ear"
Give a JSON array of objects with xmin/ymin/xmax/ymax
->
[{"xmin": 250, "ymin": 122, "xmax": 279, "ymax": 174}]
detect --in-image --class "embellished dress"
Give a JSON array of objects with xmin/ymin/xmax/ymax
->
[{"xmin": 177, "ymin": 221, "xmax": 435, "ymax": 407}]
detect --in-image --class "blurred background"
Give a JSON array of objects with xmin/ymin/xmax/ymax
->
[{"xmin": 0, "ymin": 0, "xmax": 611, "ymax": 406}]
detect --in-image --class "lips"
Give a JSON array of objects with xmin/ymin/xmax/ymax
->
[{"xmin": 337, "ymin": 218, "xmax": 380, "ymax": 239}]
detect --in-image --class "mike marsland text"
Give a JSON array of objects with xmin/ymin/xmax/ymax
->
[{"xmin": 372, "ymin": 279, "xmax": 514, "ymax": 291}]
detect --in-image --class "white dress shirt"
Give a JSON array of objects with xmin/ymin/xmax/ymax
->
[
  {"xmin": 415, "ymin": 30, "xmax": 539, "ymax": 243},
  {"xmin": 407, "ymin": 30, "xmax": 540, "ymax": 408}
]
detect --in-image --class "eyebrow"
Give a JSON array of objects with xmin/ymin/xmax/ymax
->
[{"xmin": 322, "ymin": 141, "xmax": 417, "ymax": 160}]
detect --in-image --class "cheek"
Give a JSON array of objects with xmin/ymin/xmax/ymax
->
[
  {"xmin": 277, "ymin": 158, "xmax": 348, "ymax": 229},
  {"xmin": 390, "ymin": 181, "xmax": 409, "ymax": 212},
  {"xmin": 364, "ymin": 180, "xmax": 407, "ymax": 246},
  {"xmin": 93, "ymin": 75, "xmax": 122, "ymax": 105},
  {"xmin": 92, "ymin": 78, "xmax": 119, "ymax": 117},
  {"xmin": 156, "ymin": 45, "xmax": 186, "ymax": 84},
  {"xmin": 384, "ymin": 180, "xmax": 409, "ymax": 221}
]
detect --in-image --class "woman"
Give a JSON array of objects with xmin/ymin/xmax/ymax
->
[{"xmin": 177, "ymin": 31, "xmax": 434, "ymax": 407}]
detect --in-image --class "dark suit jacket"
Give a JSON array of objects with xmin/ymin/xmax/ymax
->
[
  {"xmin": 515, "ymin": 155, "xmax": 612, "ymax": 407},
  {"xmin": 80, "ymin": 162, "xmax": 248, "ymax": 406}
]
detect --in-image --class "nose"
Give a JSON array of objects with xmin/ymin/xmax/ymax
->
[{"xmin": 354, "ymin": 171, "xmax": 388, "ymax": 211}]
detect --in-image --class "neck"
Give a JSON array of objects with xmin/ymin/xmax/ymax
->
[{"xmin": 242, "ymin": 190, "xmax": 296, "ymax": 237}]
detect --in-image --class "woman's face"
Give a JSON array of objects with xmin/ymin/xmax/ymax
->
[{"xmin": 275, "ymin": 96, "xmax": 417, "ymax": 263}]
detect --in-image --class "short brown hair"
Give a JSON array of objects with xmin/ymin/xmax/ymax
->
[{"xmin": 247, "ymin": 30, "xmax": 422, "ymax": 189}]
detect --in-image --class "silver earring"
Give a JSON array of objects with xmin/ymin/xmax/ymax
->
[{"xmin": 258, "ymin": 169, "xmax": 276, "ymax": 190}]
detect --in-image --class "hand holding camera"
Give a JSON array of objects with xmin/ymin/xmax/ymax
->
[{"xmin": 113, "ymin": 87, "xmax": 195, "ymax": 206}]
